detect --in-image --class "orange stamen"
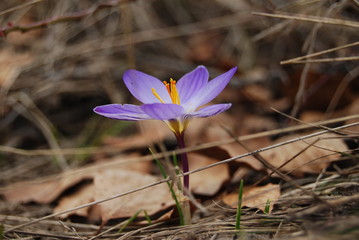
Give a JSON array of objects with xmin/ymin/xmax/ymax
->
[{"xmin": 152, "ymin": 78, "xmax": 181, "ymax": 104}]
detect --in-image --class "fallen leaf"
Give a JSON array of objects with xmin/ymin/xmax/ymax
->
[
  {"xmin": 54, "ymin": 168, "xmax": 175, "ymax": 222},
  {"xmin": 94, "ymin": 168, "xmax": 174, "ymax": 222},
  {"xmin": 220, "ymin": 142, "xmax": 265, "ymax": 171},
  {"xmin": 222, "ymin": 183, "xmax": 280, "ymax": 213},
  {"xmin": 241, "ymin": 115, "xmax": 278, "ymax": 134},
  {"xmin": 188, "ymin": 153, "xmax": 229, "ymax": 196},
  {"xmin": 54, "ymin": 184, "xmax": 95, "ymax": 219},
  {"xmin": 283, "ymin": 69, "xmax": 353, "ymax": 111},
  {"xmin": 0, "ymin": 49, "xmax": 33, "ymax": 88},
  {"xmin": 242, "ymin": 84, "xmax": 272, "ymax": 104},
  {"xmin": 261, "ymin": 133, "xmax": 348, "ymax": 176},
  {"xmin": 187, "ymin": 32, "xmax": 224, "ymax": 63},
  {"xmin": 1, "ymin": 172, "xmax": 93, "ymax": 204},
  {"xmin": 0, "ymin": 154, "xmax": 151, "ymax": 204},
  {"xmin": 345, "ymin": 98, "xmax": 359, "ymax": 133},
  {"xmin": 105, "ymin": 120, "xmax": 173, "ymax": 150}
]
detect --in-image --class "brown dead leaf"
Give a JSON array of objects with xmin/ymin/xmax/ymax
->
[
  {"xmin": 186, "ymin": 112, "xmax": 237, "ymax": 146},
  {"xmin": 345, "ymin": 98, "xmax": 359, "ymax": 133},
  {"xmin": 188, "ymin": 153, "xmax": 229, "ymax": 196},
  {"xmin": 220, "ymin": 141, "xmax": 267, "ymax": 171},
  {"xmin": 222, "ymin": 183, "xmax": 280, "ymax": 213},
  {"xmin": 241, "ymin": 115, "xmax": 278, "ymax": 135},
  {"xmin": 1, "ymin": 172, "xmax": 93, "ymax": 204},
  {"xmin": 242, "ymin": 84, "xmax": 272, "ymax": 104},
  {"xmin": 105, "ymin": 120, "xmax": 173, "ymax": 150},
  {"xmin": 261, "ymin": 133, "xmax": 348, "ymax": 176},
  {"xmin": 94, "ymin": 168, "xmax": 174, "ymax": 222},
  {"xmin": 0, "ymin": 49, "xmax": 33, "ymax": 88},
  {"xmin": 54, "ymin": 184, "xmax": 96, "ymax": 220},
  {"xmin": 283, "ymin": 69, "xmax": 353, "ymax": 111},
  {"xmin": 54, "ymin": 167, "xmax": 174, "ymax": 222},
  {"xmin": 187, "ymin": 32, "xmax": 224, "ymax": 63},
  {"xmin": 0, "ymin": 154, "xmax": 151, "ymax": 204}
]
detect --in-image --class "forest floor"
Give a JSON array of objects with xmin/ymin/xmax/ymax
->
[{"xmin": 0, "ymin": 0, "xmax": 359, "ymax": 239}]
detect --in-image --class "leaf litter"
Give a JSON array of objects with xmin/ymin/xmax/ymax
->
[{"xmin": 0, "ymin": 0, "xmax": 359, "ymax": 239}]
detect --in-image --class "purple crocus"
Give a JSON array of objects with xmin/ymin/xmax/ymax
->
[{"xmin": 94, "ymin": 65, "xmax": 237, "ymax": 191}]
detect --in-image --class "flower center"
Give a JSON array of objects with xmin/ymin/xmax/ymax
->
[{"xmin": 151, "ymin": 78, "xmax": 181, "ymax": 105}]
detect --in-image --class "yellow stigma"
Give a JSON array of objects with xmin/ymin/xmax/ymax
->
[
  {"xmin": 152, "ymin": 78, "xmax": 181, "ymax": 104},
  {"xmin": 151, "ymin": 88, "xmax": 165, "ymax": 103}
]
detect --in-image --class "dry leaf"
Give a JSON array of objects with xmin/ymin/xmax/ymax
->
[
  {"xmin": 187, "ymin": 32, "xmax": 223, "ymax": 63},
  {"xmin": 242, "ymin": 85, "xmax": 272, "ymax": 104},
  {"xmin": 241, "ymin": 115, "xmax": 278, "ymax": 134},
  {"xmin": 94, "ymin": 168, "xmax": 174, "ymax": 222},
  {"xmin": 261, "ymin": 133, "xmax": 348, "ymax": 176},
  {"xmin": 0, "ymin": 154, "xmax": 151, "ymax": 204},
  {"xmin": 188, "ymin": 153, "xmax": 229, "ymax": 196},
  {"xmin": 105, "ymin": 120, "xmax": 173, "ymax": 150},
  {"xmin": 186, "ymin": 112, "xmax": 237, "ymax": 146},
  {"xmin": 220, "ymin": 142, "xmax": 265, "ymax": 171},
  {"xmin": 0, "ymin": 49, "xmax": 33, "ymax": 88},
  {"xmin": 54, "ymin": 168, "xmax": 174, "ymax": 222},
  {"xmin": 1, "ymin": 172, "xmax": 93, "ymax": 204},
  {"xmin": 54, "ymin": 184, "xmax": 95, "ymax": 219},
  {"xmin": 222, "ymin": 183, "xmax": 280, "ymax": 213},
  {"xmin": 345, "ymin": 98, "xmax": 359, "ymax": 133}
]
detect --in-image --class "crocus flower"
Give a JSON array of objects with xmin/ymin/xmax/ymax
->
[
  {"xmin": 94, "ymin": 65, "xmax": 237, "ymax": 136},
  {"xmin": 94, "ymin": 65, "xmax": 237, "ymax": 192}
]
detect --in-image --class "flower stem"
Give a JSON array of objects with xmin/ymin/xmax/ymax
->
[{"xmin": 175, "ymin": 132, "xmax": 189, "ymax": 194}]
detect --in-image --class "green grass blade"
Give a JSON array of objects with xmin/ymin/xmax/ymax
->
[
  {"xmin": 118, "ymin": 209, "xmax": 142, "ymax": 233},
  {"xmin": 143, "ymin": 209, "xmax": 152, "ymax": 224},
  {"xmin": 264, "ymin": 199, "xmax": 271, "ymax": 214},
  {"xmin": 149, "ymin": 148, "xmax": 185, "ymax": 225},
  {"xmin": 235, "ymin": 179, "xmax": 244, "ymax": 230}
]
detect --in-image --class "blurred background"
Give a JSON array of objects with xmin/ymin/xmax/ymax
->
[{"xmin": 0, "ymin": 0, "xmax": 358, "ymax": 182}]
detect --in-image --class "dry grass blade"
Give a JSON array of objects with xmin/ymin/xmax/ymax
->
[
  {"xmin": 7, "ymin": 93, "xmax": 68, "ymax": 169},
  {"xmin": 0, "ymin": 0, "xmax": 43, "ymax": 16},
  {"xmin": 291, "ymin": 193, "xmax": 359, "ymax": 219},
  {"xmin": 253, "ymin": 11, "xmax": 359, "ymax": 28},
  {"xmin": 282, "ymin": 56, "xmax": 359, "ymax": 64},
  {"xmin": 280, "ymin": 41, "xmax": 359, "ymax": 64}
]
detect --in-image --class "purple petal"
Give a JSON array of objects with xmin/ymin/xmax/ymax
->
[
  {"xmin": 141, "ymin": 103, "xmax": 184, "ymax": 120},
  {"xmin": 176, "ymin": 66, "xmax": 209, "ymax": 104},
  {"xmin": 93, "ymin": 104, "xmax": 151, "ymax": 121},
  {"xmin": 123, "ymin": 70, "xmax": 171, "ymax": 104},
  {"xmin": 194, "ymin": 67, "xmax": 237, "ymax": 108},
  {"xmin": 187, "ymin": 103, "xmax": 232, "ymax": 118}
]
